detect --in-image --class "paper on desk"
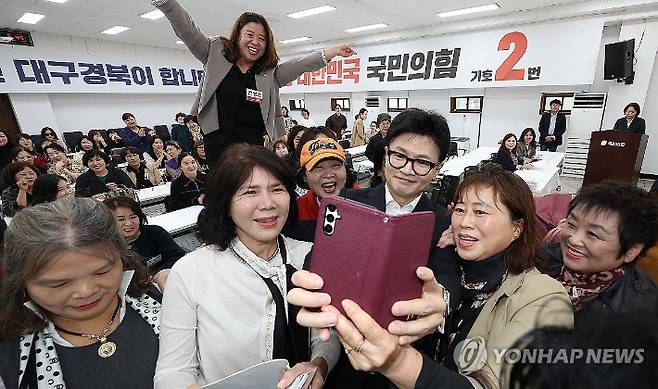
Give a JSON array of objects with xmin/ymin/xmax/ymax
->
[{"xmin": 202, "ymin": 359, "xmax": 288, "ymax": 389}]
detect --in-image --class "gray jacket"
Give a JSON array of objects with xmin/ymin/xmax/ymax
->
[{"xmin": 155, "ymin": 0, "xmax": 327, "ymax": 141}]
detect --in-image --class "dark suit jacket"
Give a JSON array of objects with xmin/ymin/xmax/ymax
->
[
  {"xmin": 538, "ymin": 112, "xmax": 567, "ymax": 146},
  {"xmin": 494, "ymin": 148, "xmax": 518, "ymax": 172},
  {"xmin": 613, "ymin": 117, "xmax": 646, "ymax": 135}
]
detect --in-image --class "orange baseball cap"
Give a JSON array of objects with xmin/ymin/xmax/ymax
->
[{"xmin": 299, "ymin": 138, "xmax": 346, "ymax": 170}]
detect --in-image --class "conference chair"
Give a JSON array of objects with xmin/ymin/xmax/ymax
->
[
  {"xmin": 110, "ymin": 147, "xmax": 126, "ymax": 165},
  {"xmin": 447, "ymin": 142, "xmax": 458, "ymax": 159},
  {"xmin": 154, "ymin": 125, "xmax": 171, "ymax": 142},
  {"xmin": 62, "ymin": 131, "xmax": 84, "ymax": 152},
  {"xmin": 30, "ymin": 135, "xmax": 42, "ymax": 150}
]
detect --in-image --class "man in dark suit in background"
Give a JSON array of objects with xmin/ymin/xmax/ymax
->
[
  {"xmin": 325, "ymin": 104, "xmax": 348, "ymax": 139},
  {"xmin": 538, "ymin": 99, "xmax": 567, "ymax": 152}
]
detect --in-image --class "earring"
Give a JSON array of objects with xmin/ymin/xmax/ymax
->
[{"xmin": 512, "ymin": 234, "xmax": 519, "ymax": 240}]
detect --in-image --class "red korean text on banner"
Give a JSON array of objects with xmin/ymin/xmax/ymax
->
[{"xmin": 496, "ymin": 31, "xmax": 527, "ymax": 81}]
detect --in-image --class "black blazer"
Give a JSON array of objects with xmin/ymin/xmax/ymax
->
[
  {"xmin": 74, "ymin": 167, "xmax": 135, "ymax": 197},
  {"xmin": 494, "ymin": 148, "xmax": 518, "ymax": 172},
  {"xmin": 538, "ymin": 112, "xmax": 567, "ymax": 145},
  {"xmin": 613, "ymin": 116, "xmax": 646, "ymax": 135},
  {"xmin": 130, "ymin": 224, "xmax": 186, "ymax": 274},
  {"xmin": 168, "ymin": 172, "xmax": 206, "ymax": 211}
]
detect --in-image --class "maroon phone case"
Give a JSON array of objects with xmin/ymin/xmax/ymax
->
[{"xmin": 309, "ymin": 196, "xmax": 436, "ymax": 328}]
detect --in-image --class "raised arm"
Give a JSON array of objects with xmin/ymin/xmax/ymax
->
[
  {"xmin": 152, "ymin": 0, "xmax": 211, "ymax": 64},
  {"xmin": 275, "ymin": 44, "xmax": 356, "ymax": 87}
]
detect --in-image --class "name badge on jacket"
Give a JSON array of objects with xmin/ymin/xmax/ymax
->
[{"xmin": 246, "ymin": 88, "xmax": 263, "ymax": 103}]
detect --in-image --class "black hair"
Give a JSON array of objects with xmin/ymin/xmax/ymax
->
[
  {"xmin": 82, "ymin": 149, "xmax": 110, "ymax": 166},
  {"xmin": 220, "ymin": 12, "xmax": 279, "ymax": 74},
  {"xmin": 175, "ymin": 112, "xmax": 187, "ymax": 121},
  {"xmin": 31, "ymin": 174, "xmax": 67, "ymax": 205},
  {"xmin": 385, "ymin": 108, "xmax": 451, "ymax": 163},
  {"xmin": 301, "ymin": 108, "xmax": 310, "ymax": 115},
  {"xmin": 183, "ymin": 115, "xmax": 199, "ymax": 126},
  {"xmin": 121, "ymin": 112, "xmax": 134, "ymax": 121},
  {"xmin": 104, "ymin": 196, "xmax": 148, "ymax": 225},
  {"xmin": 40, "ymin": 127, "xmax": 59, "ymax": 140},
  {"xmin": 549, "ymin": 99, "xmax": 562, "ymax": 106},
  {"xmin": 76, "ymin": 135, "xmax": 94, "ymax": 152},
  {"xmin": 148, "ymin": 135, "xmax": 164, "ymax": 160},
  {"xmin": 198, "ymin": 144, "xmax": 297, "ymax": 249},
  {"xmin": 177, "ymin": 152, "xmax": 196, "ymax": 167},
  {"xmin": 2, "ymin": 162, "xmax": 40, "ymax": 187},
  {"xmin": 16, "ymin": 133, "xmax": 32, "ymax": 143},
  {"xmin": 10, "ymin": 146, "xmax": 33, "ymax": 162},
  {"xmin": 121, "ymin": 146, "xmax": 142, "ymax": 161},
  {"xmin": 519, "ymin": 128, "xmax": 537, "ymax": 149},
  {"xmin": 43, "ymin": 143, "xmax": 66, "ymax": 155},
  {"xmin": 568, "ymin": 181, "xmax": 658, "ymax": 259},
  {"xmin": 295, "ymin": 127, "xmax": 337, "ymax": 165},
  {"xmin": 286, "ymin": 125, "xmax": 307, "ymax": 158},
  {"xmin": 504, "ymin": 312, "xmax": 658, "ymax": 389},
  {"xmin": 623, "ymin": 103, "xmax": 641, "ymax": 116},
  {"xmin": 334, "ymin": 104, "xmax": 342, "ymax": 110}
]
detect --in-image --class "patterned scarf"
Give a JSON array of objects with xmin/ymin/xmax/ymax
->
[
  {"xmin": 558, "ymin": 265, "xmax": 625, "ymax": 308},
  {"xmin": 18, "ymin": 271, "xmax": 161, "ymax": 389}
]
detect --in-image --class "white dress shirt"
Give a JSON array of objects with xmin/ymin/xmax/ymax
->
[
  {"xmin": 384, "ymin": 184, "xmax": 450, "ymax": 330},
  {"xmin": 548, "ymin": 113, "xmax": 557, "ymax": 135},
  {"xmin": 384, "ymin": 184, "xmax": 422, "ymax": 215}
]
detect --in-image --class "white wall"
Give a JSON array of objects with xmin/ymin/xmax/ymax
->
[
  {"xmin": 49, "ymin": 93, "xmax": 195, "ymax": 133},
  {"xmin": 9, "ymin": 94, "xmax": 60, "ymax": 136}
]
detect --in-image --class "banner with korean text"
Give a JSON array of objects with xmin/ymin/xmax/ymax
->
[
  {"xmin": 0, "ymin": 37, "xmax": 203, "ymax": 94},
  {"xmin": 281, "ymin": 19, "xmax": 604, "ymax": 93}
]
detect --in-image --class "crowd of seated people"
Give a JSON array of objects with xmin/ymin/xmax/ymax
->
[{"xmin": 0, "ymin": 106, "xmax": 656, "ymax": 389}]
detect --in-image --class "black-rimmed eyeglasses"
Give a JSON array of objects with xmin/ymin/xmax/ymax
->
[{"xmin": 387, "ymin": 150, "xmax": 438, "ymax": 176}]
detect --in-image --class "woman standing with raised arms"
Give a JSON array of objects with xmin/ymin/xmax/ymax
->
[{"xmin": 151, "ymin": 0, "xmax": 356, "ymax": 164}]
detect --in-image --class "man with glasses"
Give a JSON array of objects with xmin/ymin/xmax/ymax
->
[{"xmin": 322, "ymin": 108, "xmax": 460, "ymax": 388}]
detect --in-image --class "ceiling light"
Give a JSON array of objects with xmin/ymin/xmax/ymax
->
[
  {"xmin": 438, "ymin": 3, "xmax": 500, "ymax": 18},
  {"xmin": 280, "ymin": 36, "xmax": 312, "ymax": 44},
  {"xmin": 140, "ymin": 9, "xmax": 164, "ymax": 20},
  {"xmin": 45, "ymin": 0, "xmax": 68, "ymax": 3},
  {"xmin": 17, "ymin": 13, "xmax": 45, "ymax": 24},
  {"xmin": 175, "ymin": 40, "xmax": 184, "ymax": 44},
  {"xmin": 101, "ymin": 26, "xmax": 131, "ymax": 35},
  {"xmin": 345, "ymin": 23, "xmax": 388, "ymax": 33},
  {"xmin": 287, "ymin": 5, "xmax": 336, "ymax": 19}
]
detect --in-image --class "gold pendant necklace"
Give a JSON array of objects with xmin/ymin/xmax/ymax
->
[{"xmin": 54, "ymin": 298, "xmax": 121, "ymax": 358}]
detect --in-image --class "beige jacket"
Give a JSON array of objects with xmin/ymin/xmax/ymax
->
[
  {"xmin": 351, "ymin": 117, "xmax": 366, "ymax": 147},
  {"xmin": 458, "ymin": 268, "xmax": 573, "ymax": 388},
  {"xmin": 155, "ymin": 0, "xmax": 327, "ymax": 141}
]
